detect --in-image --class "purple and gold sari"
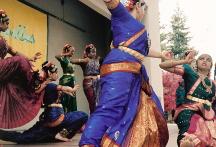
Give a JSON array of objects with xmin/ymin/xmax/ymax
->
[{"xmin": 79, "ymin": 1, "xmax": 168, "ymax": 147}]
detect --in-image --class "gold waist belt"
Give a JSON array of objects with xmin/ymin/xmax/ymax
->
[
  {"xmin": 48, "ymin": 103, "xmax": 63, "ymax": 108},
  {"xmin": 187, "ymin": 95, "xmax": 212, "ymax": 106},
  {"xmin": 63, "ymin": 73, "xmax": 75, "ymax": 76},
  {"xmin": 100, "ymin": 62, "xmax": 141, "ymax": 77}
]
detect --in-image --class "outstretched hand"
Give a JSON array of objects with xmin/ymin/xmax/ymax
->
[
  {"xmin": 185, "ymin": 50, "xmax": 195, "ymax": 64},
  {"xmin": 71, "ymin": 85, "xmax": 80, "ymax": 96},
  {"xmin": 32, "ymin": 52, "xmax": 42, "ymax": 62}
]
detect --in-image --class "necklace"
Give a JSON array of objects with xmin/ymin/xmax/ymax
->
[{"xmin": 198, "ymin": 73, "xmax": 212, "ymax": 94}]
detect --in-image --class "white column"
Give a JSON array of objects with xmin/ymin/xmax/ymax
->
[{"xmin": 143, "ymin": 0, "xmax": 164, "ymax": 109}]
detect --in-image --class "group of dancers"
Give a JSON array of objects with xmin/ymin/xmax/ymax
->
[{"xmin": 0, "ymin": 0, "xmax": 216, "ymax": 147}]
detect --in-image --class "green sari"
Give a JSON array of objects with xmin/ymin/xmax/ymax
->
[
  {"xmin": 174, "ymin": 64, "xmax": 216, "ymax": 146},
  {"xmin": 57, "ymin": 56, "xmax": 77, "ymax": 112}
]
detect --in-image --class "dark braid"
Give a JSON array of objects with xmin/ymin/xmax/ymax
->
[
  {"xmin": 42, "ymin": 61, "xmax": 58, "ymax": 74},
  {"xmin": 32, "ymin": 61, "xmax": 57, "ymax": 90},
  {"xmin": 85, "ymin": 44, "xmax": 95, "ymax": 54}
]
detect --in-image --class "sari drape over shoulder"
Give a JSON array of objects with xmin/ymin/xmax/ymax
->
[{"xmin": 79, "ymin": 1, "xmax": 168, "ymax": 147}]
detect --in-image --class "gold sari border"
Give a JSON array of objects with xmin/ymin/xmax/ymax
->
[
  {"xmin": 123, "ymin": 28, "xmax": 146, "ymax": 47},
  {"xmin": 100, "ymin": 62, "xmax": 141, "ymax": 77},
  {"xmin": 118, "ymin": 46, "xmax": 145, "ymax": 62},
  {"xmin": 101, "ymin": 134, "xmax": 120, "ymax": 147}
]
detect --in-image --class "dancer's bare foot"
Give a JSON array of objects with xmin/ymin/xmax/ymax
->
[{"xmin": 55, "ymin": 133, "xmax": 71, "ymax": 142}]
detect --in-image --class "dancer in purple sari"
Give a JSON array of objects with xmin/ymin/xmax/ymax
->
[
  {"xmin": 79, "ymin": 0, "xmax": 169, "ymax": 147},
  {"xmin": 0, "ymin": 10, "xmax": 42, "ymax": 128}
]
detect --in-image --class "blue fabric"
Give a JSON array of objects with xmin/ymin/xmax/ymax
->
[
  {"xmin": 4, "ymin": 111, "xmax": 88, "ymax": 144},
  {"xmin": 80, "ymin": 2, "xmax": 163, "ymax": 146},
  {"xmin": 0, "ymin": 81, "xmax": 88, "ymax": 144},
  {"xmin": 80, "ymin": 72, "xmax": 141, "ymax": 146},
  {"xmin": 44, "ymin": 83, "xmax": 58, "ymax": 105},
  {"xmin": 44, "ymin": 107, "xmax": 64, "ymax": 122}
]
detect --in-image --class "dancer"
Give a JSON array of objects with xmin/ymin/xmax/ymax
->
[
  {"xmin": 160, "ymin": 52, "xmax": 216, "ymax": 147},
  {"xmin": 79, "ymin": 0, "xmax": 169, "ymax": 147},
  {"xmin": 0, "ymin": 61, "xmax": 88, "ymax": 144},
  {"xmin": 0, "ymin": 9, "xmax": 42, "ymax": 128},
  {"xmin": 70, "ymin": 43, "xmax": 101, "ymax": 114},
  {"xmin": 55, "ymin": 44, "xmax": 77, "ymax": 112}
]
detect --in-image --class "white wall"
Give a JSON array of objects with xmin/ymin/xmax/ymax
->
[{"xmin": 143, "ymin": 0, "xmax": 164, "ymax": 108}]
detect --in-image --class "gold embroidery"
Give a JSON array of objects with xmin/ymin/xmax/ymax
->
[
  {"xmin": 100, "ymin": 62, "xmax": 141, "ymax": 76},
  {"xmin": 104, "ymin": 0, "xmax": 120, "ymax": 10},
  {"xmin": 101, "ymin": 135, "xmax": 120, "ymax": 147},
  {"xmin": 123, "ymin": 91, "xmax": 161, "ymax": 147},
  {"xmin": 181, "ymin": 133, "xmax": 201, "ymax": 147},
  {"xmin": 118, "ymin": 46, "xmax": 145, "ymax": 63}
]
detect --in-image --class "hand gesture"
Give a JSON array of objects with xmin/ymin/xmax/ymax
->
[
  {"xmin": 185, "ymin": 51, "xmax": 195, "ymax": 64},
  {"xmin": 73, "ymin": 84, "xmax": 80, "ymax": 92},
  {"xmin": 32, "ymin": 52, "xmax": 42, "ymax": 62},
  {"xmin": 70, "ymin": 84, "xmax": 80, "ymax": 96}
]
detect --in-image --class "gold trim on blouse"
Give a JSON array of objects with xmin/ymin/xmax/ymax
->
[{"xmin": 100, "ymin": 62, "xmax": 141, "ymax": 77}]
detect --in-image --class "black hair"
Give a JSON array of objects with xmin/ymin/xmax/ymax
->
[{"xmin": 42, "ymin": 61, "xmax": 58, "ymax": 74}]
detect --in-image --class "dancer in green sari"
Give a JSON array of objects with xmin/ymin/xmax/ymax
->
[
  {"xmin": 55, "ymin": 44, "xmax": 77, "ymax": 112},
  {"xmin": 160, "ymin": 52, "xmax": 216, "ymax": 147}
]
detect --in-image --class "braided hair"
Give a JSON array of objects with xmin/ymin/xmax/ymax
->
[
  {"xmin": 83, "ymin": 43, "xmax": 96, "ymax": 58},
  {"xmin": 32, "ymin": 61, "xmax": 58, "ymax": 90},
  {"xmin": 41, "ymin": 61, "xmax": 58, "ymax": 75}
]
